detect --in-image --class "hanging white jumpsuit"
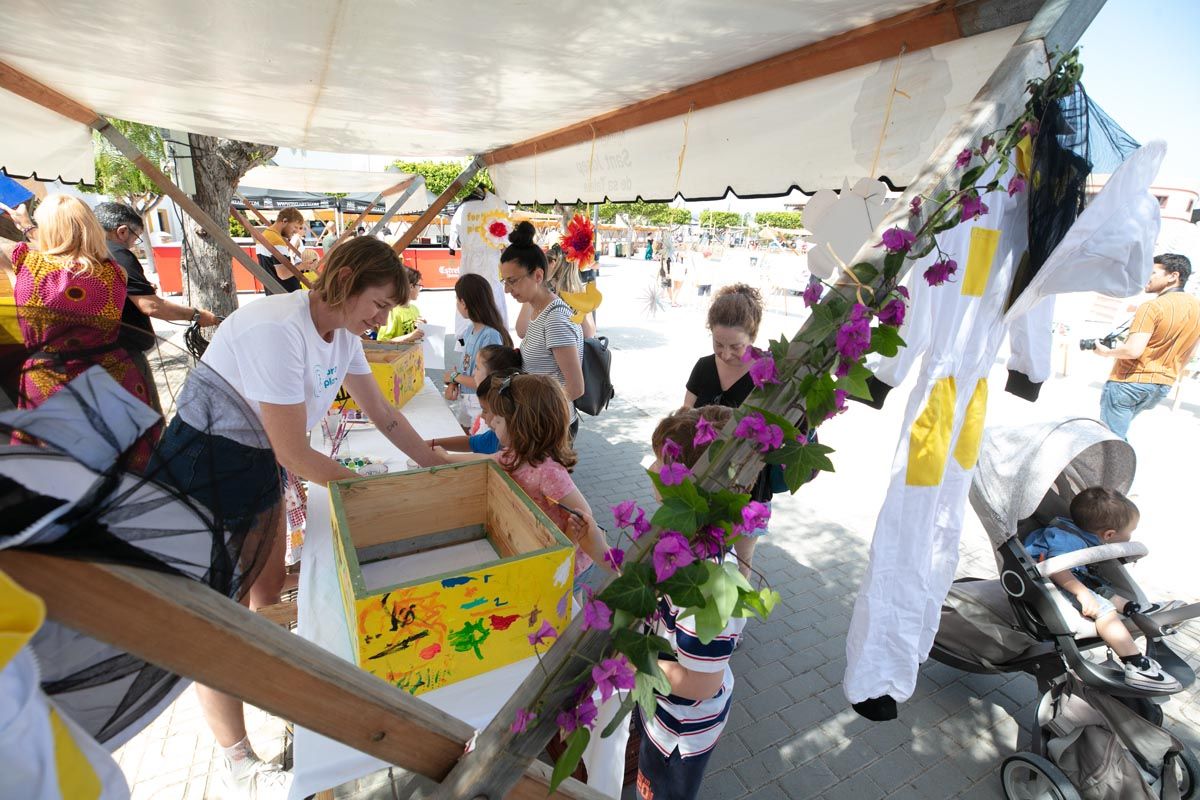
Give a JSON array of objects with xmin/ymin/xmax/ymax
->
[
  {"xmin": 449, "ymin": 193, "xmax": 511, "ymax": 340},
  {"xmin": 843, "ymin": 141, "xmax": 1166, "ymax": 707}
]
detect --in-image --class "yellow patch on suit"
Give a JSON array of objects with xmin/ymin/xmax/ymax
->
[
  {"xmin": 49, "ymin": 709, "xmax": 102, "ymax": 800},
  {"xmin": 961, "ymin": 227, "xmax": 1000, "ymax": 297},
  {"xmin": 953, "ymin": 379, "xmax": 988, "ymax": 470},
  {"xmin": 906, "ymin": 377, "xmax": 957, "ymax": 486}
]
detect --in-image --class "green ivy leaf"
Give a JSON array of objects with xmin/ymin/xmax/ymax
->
[
  {"xmin": 648, "ymin": 470, "xmax": 707, "ymax": 512},
  {"xmin": 837, "ymin": 361, "xmax": 874, "ymax": 400},
  {"xmin": 734, "ymin": 587, "xmax": 783, "ymax": 620},
  {"xmin": 651, "ymin": 497, "xmax": 702, "ymax": 535},
  {"xmin": 704, "ymin": 488, "xmax": 751, "ymax": 528},
  {"xmin": 846, "ymin": 262, "xmax": 879, "ymax": 285},
  {"xmin": 882, "ymin": 250, "xmax": 906, "ymax": 281},
  {"xmin": 549, "ymin": 727, "xmax": 590, "ymax": 793},
  {"xmin": 633, "ymin": 665, "xmax": 671, "ymax": 722},
  {"xmin": 784, "ymin": 442, "xmax": 835, "ymax": 492},
  {"xmin": 804, "ymin": 373, "xmax": 838, "ymax": 422},
  {"xmin": 768, "ymin": 335, "xmax": 790, "ymax": 362},
  {"xmin": 959, "ymin": 164, "xmax": 985, "ymax": 189},
  {"xmin": 660, "ymin": 562, "xmax": 708, "ymax": 608},
  {"xmin": 676, "ymin": 598, "xmax": 725, "ymax": 645},
  {"xmin": 600, "ymin": 692, "xmax": 636, "ymax": 738},
  {"xmin": 800, "ymin": 302, "xmax": 840, "ymax": 345},
  {"xmin": 869, "ymin": 325, "xmax": 905, "ymax": 358},
  {"xmin": 611, "ymin": 627, "xmax": 673, "ymax": 674},
  {"xmin": 598, "ymin": 563, "xmax": 658, "ymax": 617},
  {"xmin": 762, "ymin": 440, "xmax": 801, "ymax": 466}
]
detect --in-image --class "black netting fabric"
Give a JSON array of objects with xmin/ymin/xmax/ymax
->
[
  {"xmin": 0, "ymin": 318, "xmax": 281, "ymax": 747},
  {"xmin": 1014, "ymin": 83, "xmax": 1141, "ymax": 307}
]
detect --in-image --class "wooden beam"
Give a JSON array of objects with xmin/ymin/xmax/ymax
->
[
  {"xmin": 229, "ymin": 205, "xmax": 313, "ymax": 289},
  {"xmin": 367, "ymin": 177, "xmax": 425, "ymax": 237},
  {"xmin": 0, "ymin": 551, "xmax": 602, "ymax": 800},
  {"xmin": 314, "ymin": 191, "xmax": 387, "ymax": 271},
  {"xmin": 483, "ymin": 0, "xmax": 1042, "ymax": 167},
  {"xmin": 390, "ymin": 157, "xmax": 484, "ymax": 255}
]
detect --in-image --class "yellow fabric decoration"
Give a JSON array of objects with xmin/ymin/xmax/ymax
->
[
  {"xmin": 559, "ymin": 281, "xmax": 603, "ymax": 324},
  {"xmin": 906, "ymin": 377, "xmax": 957, "ymax": 487},
  {"xmin": 49, "ymin": 709, "xmax": 102, "ymax": 800},
  {"xmin": 1015, "ymin": 135, "xmax": 1033, "ymax": 178},
  {"xmin": 953, "ymin": 379, "xmax": 989, "ymax": 470},
  {"xmin": 961, "ymin": 227, "xmax": 1000, "ymax": 297},
  {"xmin": 0, "ymin": 568, "xmax": 44, "ymax": 668}
]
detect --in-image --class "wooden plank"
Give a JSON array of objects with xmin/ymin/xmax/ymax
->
[
  {"xmin": 482, "ymin": 0, "xmax": 1042, "ymax": 167},
  {"xmin": 333, "ymin": 464, "xmax": 489, "ymax": 548},
  {"xmin": 486, "ymin": 462, "xmax": 558, "ymax": 558},
  {"xmin": 0, "ymin": 60, "xmax": 98, "ymax": 125},
  {"xmin": 357, "ymin": 524, "xmax": 487, "ymax": 562},
  {"xmin": 229, "ymin": 205, "xmax": 313, "ymax": 289},
  {"xmin": 1016, "ymin": 0, "xmax": 1106, "ymax": 52},
  {"xmin": 390, "ymin": 157, "xmax": 485, "ymax": 255}
]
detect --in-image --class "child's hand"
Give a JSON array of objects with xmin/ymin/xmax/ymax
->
[
  {"xmin": 1077, "ymin": 590, "xmax": 1100, "ymax": 619},
  {"xmin": 443, "ymin": 383, "xmax": 460, "ymax": 401},
  {"xmin": 405, "ymin": 329, "xmax": 426, "ymax": 343},
  {"xmin": 564, "ymin": 510, "xmax": 593, "ymax": 544}
]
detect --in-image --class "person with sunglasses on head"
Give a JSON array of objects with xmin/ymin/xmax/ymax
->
[
  {"xmin": 499, "ymin": 221, "xmax": 584, "ymax": 438},
  {"xmin": 94, "ymin": 202, "xmax": 220, "ymax": 412}
]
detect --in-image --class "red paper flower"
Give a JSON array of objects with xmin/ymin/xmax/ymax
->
[
  {"xmin": 562, "ymin": 214, "xmax": 596, "ymax": 270},
  {"xmin": 488, "ymin": 220, "xmax": 509, "ymax": 238}
]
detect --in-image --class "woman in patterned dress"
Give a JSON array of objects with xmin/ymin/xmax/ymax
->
[{"xmin": 0, "ymin": 196, "xmax": 160, "ymax": 468}]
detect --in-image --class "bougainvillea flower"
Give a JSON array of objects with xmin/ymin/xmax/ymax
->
[
  {"xmin": 693, "ymin": 416, "xmax": 718, "ymax": 447},
  {"xmin": 924, "ymin": 259, "xmax": 958, "ymax": 287},
  {"xmin": 653, "ymin": 531, "xmax": 696, "ymax": 582},
  {"xmin": 834, "ymin": 359, "xmax": 851, "ymax": 379},
  {"xmin": 592, "ymin": 657, "xmax": 637, "ymax": 703},
  {"xmin": 909, "ymin": 196, "xmax": 922, "ymax": 216},
  {"xmin": 582, "ymin": 598, "xmax": 612, "ymax": 631},
  {"xmin": 879, "ymin": 227, "xmax": 916, "ymax": 253},
  {"xmin": 631, "ymin": 508, "xmax": 652, "ymax": 539},
  {"xmin": 734, "ymin": 413, "xmax": 784, "ymax": 453},
  {"xmin": 1019, "ymin": 119, "xmax": 1039, "ymax": 140},
  {"xmin": 979, "ymin": 136, "xmax": 995, "ymax": 156},
  {"xmin": 1007, "ymin": 174, "xmax": 1027, "ymax": 196},
  {"xmin": 747, "ymin": 352, "xmax": 780, "ymax": 388},
  {"xmin": 527, "ymin": 619, "xmax": 558, "ymax": 647},
  {"xmin": 835, "ymin": 304, "xmax": 872, "ymax": 361},
  {"xmin": 660, "ymin": 438, "xmax": 683, "ymax": 464},
  {"xmin": 557, "ymin": 696, "xmax": 599, "ymax": 735},
  {"xmin": 879, "ymin": 297, "xmax": 907, "ymax": 327},
  {"xmin": 659, "ymin": 462, "xmax": 692, "ymax": 486},
  {"xmin": 955, "ymin": 147, "xmax": 973, "ymax": 169},
  {"xmin": 604, "ymin": 547, "xmax": 626, "ymax": 571},
  {"xmin": 690, "ymin": 525, "xmax": 728, "ymax": 559},
  {"xmin": 611, "ymin": 499, "xmax": 638, "ymax": 529},
  {"xmin": 825, "ymin": 389, "xmax": 849, "ymax": 421},
  {"xmin": 740, "ymin": 501, "xmax": 772, "ymax": 533},
  {"xmin": 803, "ymin": 281, "xmax": 823, "ymax": 307},
  {"xmin": 511, "ymin": 707, "xmax": 537, "ymax": 734},
  {"xmin": 562, "ymin": 214, "xmax": 596, "ymax": 270},
  {"xmin": 959, "ymin": 193, "xmax": 989, "ymax": 221}
]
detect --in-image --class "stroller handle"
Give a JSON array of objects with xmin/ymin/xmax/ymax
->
[{"xmin": 1035, "ymin": 541, "xmax": 1147, "ymax": 578}]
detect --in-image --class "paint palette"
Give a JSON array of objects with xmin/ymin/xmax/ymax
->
[
  {"xmin": 329, "ymin": 459, "xmax": 574, "ymax": 695},
  {"xmin": 336, "ymin": 455, "xmax": 388, "ymax": 476}
]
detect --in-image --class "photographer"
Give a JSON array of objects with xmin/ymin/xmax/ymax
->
[{"xmin": 1092, "ymin": 253, "xmax": 1200, "ymax": 439}]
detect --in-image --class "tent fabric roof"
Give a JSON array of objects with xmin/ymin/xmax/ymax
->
[
  {"xmin": 238, "ymin": 166, "xmax": 416, "ymax": 196},
  {"xmin": 1, "ymin": 1, "xmax": 1030, "ymax": 200}
]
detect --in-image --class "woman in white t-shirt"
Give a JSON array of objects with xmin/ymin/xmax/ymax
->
[{"xmin": 154, "ymin": 236, "xmax": 440, "ymax": 795}]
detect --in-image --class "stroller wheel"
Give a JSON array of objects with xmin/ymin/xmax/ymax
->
[
  {"xmin": 1174, "ymin": 744, "xmax": 1199, "ymax": 800},
  {"xmin": 1001, "ymin": 753, "xmax": 1081, "ymax": 800}
]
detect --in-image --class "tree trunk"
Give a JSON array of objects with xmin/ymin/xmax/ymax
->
[{"xmin": 180, "ymin": 135, "xmax": 277, "ymax": 318}]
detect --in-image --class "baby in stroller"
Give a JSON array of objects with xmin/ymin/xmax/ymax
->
[{"xmin": 1025, "ymin": 486, "xmax": 1182, "ymax": 693}]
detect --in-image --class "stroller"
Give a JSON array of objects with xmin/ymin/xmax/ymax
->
[{"xmin": 931, "ymin": 418, "xmax": 1200, "ymax": 799}]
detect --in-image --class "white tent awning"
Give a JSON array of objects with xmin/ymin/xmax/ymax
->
[{"xmin": 238, "ymin": 166, "xmax": 417, "ymax": 197}]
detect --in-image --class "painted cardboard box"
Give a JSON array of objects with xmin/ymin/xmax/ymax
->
[
  {"xmin": 332, "ymin": 340, "xmax": 423, "ymax": 413},
  {"xmin": 329, "ymin": 460, "xmax": 575, "ymax": 695}
]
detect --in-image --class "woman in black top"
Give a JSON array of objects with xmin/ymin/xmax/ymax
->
[{"xmin": 683, "ymin": 283, "xmax": 770, "ymax": 578}]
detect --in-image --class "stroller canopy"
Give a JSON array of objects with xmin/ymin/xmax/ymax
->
[{"xmin": 969, "ymin": 418, "xmax": 1135, "ymax": 549}]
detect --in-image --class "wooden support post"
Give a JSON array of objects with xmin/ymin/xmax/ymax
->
[
  {"xmin": 0, "ymin": 551, "xmax": 603, "ymax": 800},
  {"xmin": 236, "ymin": 193, "xmax": 305, "ymax": 261},
  {"xmin": 229, "ymin": 205, "xmax": 313, "ymax": 289},
  {"xmin": 429, "ymin": 1, "xmax": 1105, "ymax": 797},
  {"xmin": 314, "ymin": 192, "xmax": 386, "ymax": 270},
  {"xmin": 0, "ymin": 59, "xmax": 286, "ymax": 295},
  {"xmin": 391, "ymin": 157, "xmax": 485, "ymax": 255},
  {"xmin": 367, "ymin": 177, "xmax": 425, "ymax": 237}
]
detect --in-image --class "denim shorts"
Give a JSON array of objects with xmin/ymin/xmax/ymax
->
[{"xmin": 151, "ymin": 416, "xmax": 281, "ymax": 536}]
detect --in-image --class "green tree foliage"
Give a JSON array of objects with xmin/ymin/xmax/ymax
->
[
  {"xmin": 390, "ymin": 160, "xmax": 495, "ymax": 200},
  {"xmin": 598, "ymin": 201, "xmax": 691, "ymax": 226},
  {"xmin": 93, "ymin": 119, "xmax": 165, "ymax": 211},
  {"xmin": 754, "ymin": 210, "xmax": 804, "ymax": 229},
  {"xmin": 228, "ymin": 214, "xmax": 248, "ymax": 238},
  {"xmin": 698, "ymin": 210, "xmax": 743, "ymax": 229}
]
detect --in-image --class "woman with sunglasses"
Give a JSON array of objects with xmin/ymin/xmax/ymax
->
[{"xmin": 499, "ymin": 221, "xmax": 584, "ymax": 437}]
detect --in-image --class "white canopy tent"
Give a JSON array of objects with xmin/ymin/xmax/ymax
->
[{"xmin": 238, "ymin": 165, "xmax": 423, "ymax": 204}]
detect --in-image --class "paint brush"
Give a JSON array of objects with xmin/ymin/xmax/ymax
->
[{"xmin": 546, "ymin": 497, "xmax": 607, "ymax": 532}]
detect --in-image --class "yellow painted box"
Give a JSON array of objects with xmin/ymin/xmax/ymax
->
[
  {"xmin": 332, "ymin": 340, "xmax": 423, "ymax": 412},
  {"xmin": 329, "ymin": 460, "xmax": 575, "ymax": 695}
]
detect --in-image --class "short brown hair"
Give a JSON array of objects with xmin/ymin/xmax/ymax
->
[
  {"xmin": 276, "ymin": 208, "xmax": 304, "ymax": 226},
  {"xmin": 707, "ymin": 283, "xmax": 763, "ymax": 338},
  {"xmin": 651, "ymin": 406, "xmax": 733, "ymax": 468},
  {"xmin": 486, "ymin": 373, "xmax": 576, "ymax": 472},
  {"xmin": 310, "ymin": 236, "xmax": 407, "ymax": 308},
  {"xmin": 1070, "ymin": 487, "xmax": 1139, "ymax": 534}
]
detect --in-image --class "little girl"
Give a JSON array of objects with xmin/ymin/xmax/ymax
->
[
  {"xmin": 377, "ymin": 267, "xmax": 426, "ymax": 343},
  {"xmin": 445, "ymin": 273, "xmax": 512, "ymax": 426},
  {"xmin": 435, "ymin": 373, "xmax": 609, "ymax": 582}
]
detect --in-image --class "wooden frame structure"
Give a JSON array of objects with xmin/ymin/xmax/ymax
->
[{"xmin": 0, "ymin": 0, "xmax": 1104, "ymax": 797}]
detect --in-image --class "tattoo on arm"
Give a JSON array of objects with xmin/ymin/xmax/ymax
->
[{"xmin": 384, "ymin": 419, "xmax": 398, "ymax": 433}]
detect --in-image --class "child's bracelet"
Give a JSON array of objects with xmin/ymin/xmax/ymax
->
[{"xmin": 431, "ymin": 438, "xmax": 437, "ymax": 448}]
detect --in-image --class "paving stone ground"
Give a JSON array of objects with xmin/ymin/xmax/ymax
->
[{"xmin": 117, "ymin": 255, "xmax": 1200, "ymax": 799}]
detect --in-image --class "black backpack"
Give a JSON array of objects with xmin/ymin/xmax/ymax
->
[{"xmin": 574, "ymin": 336, "xmax": 615, "ymax": 416}]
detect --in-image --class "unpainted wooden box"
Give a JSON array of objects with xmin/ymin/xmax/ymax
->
[
  {"xmin": 332, "ymin": 340, "xmax": 423, "ymax": 412},
  {"xmin": 329, "ymin": 460, "xmax": 575, "ymax": 695}
]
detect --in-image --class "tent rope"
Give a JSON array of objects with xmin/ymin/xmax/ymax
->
[
  {"xmin": 587, "ymin": 123, "xmax": 597, "ymax": 191},
  {"xmin": 674, "ymin": 102, "xmax": 695, "ymax": 196},
  {"xmin": 869, "ymin": 44, "xmax": 908, "ymax": 179}
]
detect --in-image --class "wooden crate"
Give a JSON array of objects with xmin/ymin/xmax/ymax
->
[
  {"xmin": 329, "ymin": 460, "xmax": 575, "ymax": 695},
  {"xmin": 332, "ymin": 340, "xmax": 423, "ymax": 413}
]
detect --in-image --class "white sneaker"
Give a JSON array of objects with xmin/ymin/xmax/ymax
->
[
  {"xmin": 220, "ymin": 754, "xmax": 293, "ymax": 800},
  {"xmin": 1124, "ymin": 657, "xmax": 1183, "ymax": 693}
]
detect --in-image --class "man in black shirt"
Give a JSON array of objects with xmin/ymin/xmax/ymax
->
[{"xmin": 94, "ymin": 202, "xmax": 220, "ymax": 410}]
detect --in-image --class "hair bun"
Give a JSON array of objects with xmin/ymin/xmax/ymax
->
[{"xmin": 508, "ymin": 220, "xmax": 537, "ymax": 247}]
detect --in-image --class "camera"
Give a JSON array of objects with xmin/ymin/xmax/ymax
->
[{"xmin": 1079, "ymin": 333, "xmax": 1120, "ymax": 351}]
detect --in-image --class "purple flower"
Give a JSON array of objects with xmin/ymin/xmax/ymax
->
[
  {"xmin": 693, "ymin": 416, "xmax": 718, "ymax": 447},
  {"xmin": 611, "ymin": 499, "xmax": 638, "ymax": 529},
  {"xmin": 1019, "ymin": 119, "xmax": 1039, "ymax": 140},
  {"xmin": 511, "ymin": 707, "xmax": 537, "ymax": 734},
  {"xmin": 979, "ymin": 136, "xmax": 994, "ymax": 156},
  {"xmin": 825, "ymin": 389, "xmax": 849, "ymax": 421},
  {"xmin": 959, "ymin": 193, "xmax": 989, "ymax": 221},
  {"xmin": 747, "ymin": 352, "xmax": 780, "ymax": 388},
  {"xmin": 653, "ymin": 531, "xmax": 696, "ymax": 582},
  {"xmin": 527, "ymin": 619, "xmax": 558, "ymax": 647},
  {"xmin": 835, "ymin": 304, "xmax": 872, "ymax": 362},
  {"xmin": 909, "ymin": 196, "xmax": 922, "ymax": 216},
  {"xmin": 660, "ymin": 438, "xmax": 683, "ymax": 464},
  {"xmin": 1007, "ymin": 174, "xmax": 1027, "ymax": 197},
  {"xmin": 879, "ymin": 297, "xmax": 906, "ymax": 327},
  {"xmin": 834, "ymin": 359, "xmax": 851, "ymax": 379},
  {"xmin": 582, "ymin": 598, "xmax": 612, "ymax": 631},
  {"xmin": 631, "ymin": 508, "xmax": 652, "ymax": 539},
  {"xmin": 879, "ymin": 227, "xmax": 916, "ymax": 253},
  {"xmin": 691, "ymin": 525, "xmax": 728, "ymax": 559},
  {"xmin": 896, "ymin": 285, "xmax": 910, "ymax": 300},
  {"xmin": 955, "ymin": 147, "xmax": 972, "ymax": 169},
  {"xmin": 556, "ymin": 696, "xmax": 599, "ymax": 735},
  {"xmin": 923, "ymin": 258, "xmax": 958, "ymax": 287},
  {"xmin": 733, "ymin": 413, "xmax": 784, "ymax": 453},
  {"xmin": 591, "ymin": 656, "xmax": 637, "ymax": 703},
  {"xmin": 659, "ymin": 462, "xmax": 692, "ymax": 486},
  {"xmin": 604, "ymin": 547, "xmax": 625, "ymax": 571},
  {"xmin": 803, "ymin": 281, "xmax": 823, "ymax": 307},
  {"xmin": 740, "ymin": 501, "xmax": 771, "ymax": 533}
]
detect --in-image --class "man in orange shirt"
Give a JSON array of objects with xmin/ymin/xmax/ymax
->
[{"xmin": 1094, "ymin": 254, "xmax": 1200, "ymax": 439}]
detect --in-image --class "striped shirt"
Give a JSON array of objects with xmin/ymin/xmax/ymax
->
[
  {"xmin": 642, "ymin": 590, "xmax": 745, "ymax": 758},
  {"xmin": 1110, "ymin": 290, "xmax": 1200, "ymax": 385},
  {"xmin": 520, "ymin": 297, "xmax": 582, "ymax": 390}
]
